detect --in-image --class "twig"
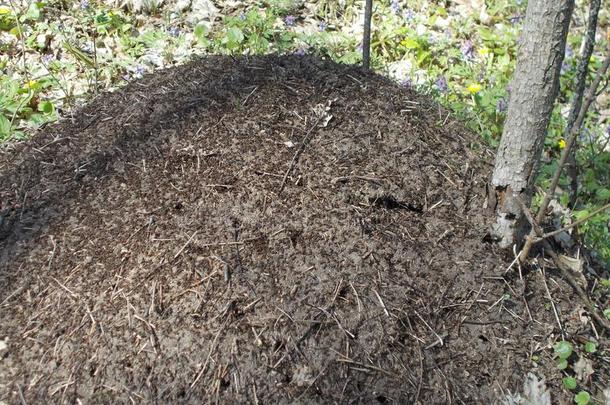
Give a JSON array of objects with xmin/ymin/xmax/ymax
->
[
  {"xmin": 278, "ymin": 117, "xmax": 322, "ymax": 195},
  {"xmin": 373, "ymin": 289, "xmax": 389, "ymax": 316},
  {"xmin": 539, "ymin": 264, "xmax": 564, "ymax": 339},
  {"xmin": 415, "ymin": 311, "xmax": 444, "ymax": 348},
  {"xmin": 242, "ymin": 86, "xmax": 258, "ymax": 106},
  {"xmin": 516, "ymin": 197, "xmax": 610, "ymax": 331},
  {"xmin": 565, "ymin": 0, "xmax": 601, "ymax": 207},
  {"xmin": 533, "ymin": 202, "xmax": 610, "ymax": 243},
  {"xmin": 189, "ymin": 322, "xmax": 226, "ymax": 389},
  {"xmin": 173, "ymin": 230, "xmax": 198, "ymax": 261}
]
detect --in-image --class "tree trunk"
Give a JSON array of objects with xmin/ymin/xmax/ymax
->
[
  {"xmin": 490, "ymin": 0, "xmax": 574, "ymax": 248},
  {"xmin": 362, "ymin": 0, "xmax": 373, "ymax": 69}
]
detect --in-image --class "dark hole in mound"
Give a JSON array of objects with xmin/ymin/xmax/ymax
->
[
  {"xmin": 376, "ymin": 394, "xmax": 388, "ymax": 403},
  {"xmin": 369, "ymin": 194, "xmax": 423, "ymax": 212}
]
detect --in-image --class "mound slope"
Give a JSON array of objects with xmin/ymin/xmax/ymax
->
[{"xmin": 0, "ymin": 56, "xmax": 586, "ymax": 403}]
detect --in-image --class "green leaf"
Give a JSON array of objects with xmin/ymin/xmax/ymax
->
[
  {"xmin": 554, "ymin": 341, "xmax": 573, "ymax": 360},
  {"xmin": 583, "ymin": 342, "xmax": 596, "ymax": 353},
  {"xmin": 225, "ymin": 27, "xmax": 244, "ymax": 48},
  {"xmin": 24, "ymin": 2, "xmax": 41, "ymax": 21},
  {"xmin": 604, "ymin": 308, "xmax": 610, "ymax": 320},
  {"xmin": 557, "ymin": 359, "xmax": 568, "ymax": 370},
  {"xmin": 401, "ymin": 37, "xmax": 419, "ymax": 49},
  {"xmin": 562, "ymin": 377, "xmax": 577, "ymax": 391},
  {"xmin": 37, "ymin": 100, "xmax": 54, "ymax": 114},
  {"xmin": 595, "ymin": 188, "xmax": 610, "ymax": 201},
  {"xmin": 194, "ymin": 23, "xmax": 207, "ymax": 41},
  {"xmin": 574, "ymin": 391, "xmax": 590, "ymax": 405},
  {"xmin": 0, "ymin": 114, "xmax": 11, "ymax": 138},
  {"xmin": 63, "ymin": 41, "xmax": 95, "ymax": 68},
  {"xmin": 478, "ymin": 27, "xmax": 495, "ymax": 41}
]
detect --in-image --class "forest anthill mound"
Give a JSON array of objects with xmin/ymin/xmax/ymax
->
[{"xmin": 0, "ymin": 56, "xmax": 600, "ymax": 403}]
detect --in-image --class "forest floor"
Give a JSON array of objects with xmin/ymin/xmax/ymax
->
[{"xmin": 0, "ymin": 56, "xmax": 608, "ymax": 404}]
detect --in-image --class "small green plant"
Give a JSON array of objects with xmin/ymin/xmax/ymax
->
[
  {"xmin": 583, "ymin": 341, "xmax": 596, "ymax": 354},
  {"xmin": 562, "ymin": 376, "xmax": 577, "ymax": 391},
  {"xmin": 554, "ymin": 340, "xmax": 573, "ymax": 370},
  {"xmin": 574, "ymin": 391, "xmax": 591, "ymax": 405}
]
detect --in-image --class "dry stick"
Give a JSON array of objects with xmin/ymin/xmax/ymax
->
[
  {"xmin": 362, "ymin": 0, "xmax": 373, "ymax": 69},
  {"xmin": 534, "ymin": 202, "xmax": 610, "ymax": 243},
  {"xmin": 540, "ymin": 264, "xmax": 565, "ymax": 340},
  {"xmin": 517, "ymin": 197, "xmax": 610, "ymax": 331},
  {"xmin": 520, "ymin": 50, "xmax": 610, "ymax": 262},
  {"xmin": 278, "ymin": 117, "xmax": 322, "ymax": 195},
  {"xmin": 566, "ymin": 0, "xmax": 601, "ymax": 208}
]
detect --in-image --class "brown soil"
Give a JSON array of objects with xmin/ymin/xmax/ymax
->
[{"xmin": 0, "ymin": 55, "xmax": 607, "ymax": 404}]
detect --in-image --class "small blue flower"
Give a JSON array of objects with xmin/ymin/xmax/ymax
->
[
  {"xmin": 606, "ymin": 125, "xmax": 610, "ymax": 135},
  {"xmin": 294, "ymin": 47, "xmax": 306, "ymax": 56},
  {"xmin": 42, "ymin": 54, "xmax": 53, "ymax": 64},
  {"xmin": 403, "ymin": 8, "xmax": 415, "ymax": 22},
  {"xmin": 390, "ymin": 0, "xmax": 400, "ymax": 14},
  {"xmin": 239, "ymin": 13, "xmax": 246, "ymax": 21},
  {"xmin": 496, "ymin": 98, "xmax": 507, "ymax": 113},
  {"xmin": 318, "ymin": 21, "xmax": 327, "ymax": 32},
  {"xmin": 284, "ymin": 15, "xmax": 296, "ymax": 27},
  {"xmin": 579, "ymin": 127, "xmax": 591, "ymax": 143},
  {"xmin": 565, "ymin": 45, "xmax": 574, "ymax": 59},
  {"xmin": 168, "ymin": 26, "xmax": 180, "ymax": 37},
  {"xmin": 461, "ymin": 40, "xmax": 474, "ymax": 60},
  {"xmin": 80, "ymin": 0, "xmax": 89, "ymax": 9},
  {"xmin": 135, "ymin": 65, "xmax": 145, "ymax": 76},
  {"xmin": 435, "ymin": 76, "xmax": 448, "ymax": 94},
  {"xmin": 561, "ymin": 61, "xmax": 569, "ymax": 75}
]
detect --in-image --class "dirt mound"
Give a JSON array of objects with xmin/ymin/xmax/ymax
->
[{"xmin": 0, "ymin": 56, "xmax": 599, "ymax": 403}]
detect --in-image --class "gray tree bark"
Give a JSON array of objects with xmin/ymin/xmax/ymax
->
[
  {"xmin": 362, "ymin": 0, "xmax": 373, "ymax": 69},
  {"xmin": 490, "ymin": 0, "xmax": 575, "ymax": 248}
]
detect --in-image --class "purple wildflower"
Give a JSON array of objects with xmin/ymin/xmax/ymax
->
[
  {"xmin": 461, "ymin": 41, "xmax": 474, "ymax": 61},
  {"xmin": 561, "ymin": 61, "xmax": 569, "ymax": 75},
  {"xmin": 42, "ymin": 54, "xmax": 53, "ymax": 64},
  {"xmin": 168, "ymin": 26, "xmax": 180, "ymax": 37},
  {"xmin": 135, "ymin": 65, "xmax": 145, "ymax": 76},
  {"xmin": 403, "ymin": 8, "xmax": 415, "ymax": 22},
  {"xmin": 239, "ymin": 13, "xmax": 246, "ymax": 21},
  {"xmin": 579, "ymin": 127, "xmax": 591, "ymax": 143},
  {"xmin": 294, "ymin": 47, "xmax": 306, "ymax": 56},
  {"xmin": 284, "ymin": 15, "xmax": 296, "ymax": 27},
  {"xmin": 606, "ymin": 125, "xmax": 610, "ymax": 135},
  {"xmin": 318, "ymin": 21, "xmax": 327, "ymax": 32},
  {"xmin": 80, "ymin": 0, "xmax": 89, "ymax": 9},
  {"xmin": 565, "ymin": 45, "xmax": 574, "ymax": 58},
  {"xmin": 436, "ymin": 76, "xmax": 448, "ymax": 94},
  {"xmin": 496, "ymin": 98, "xmax": 508, "ymax": 113},
  {"xmin": 390, "ymin": 0, "xmax": 400, "ymax": 14}
]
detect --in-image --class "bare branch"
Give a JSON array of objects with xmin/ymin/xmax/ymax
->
[
  {"xmin": 520, "ymin": 49, "xmax": 610, "ymax": 261},
  {"xmin": 566, "ymin": 0, "xmax": 601, "ymax": 207}
]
